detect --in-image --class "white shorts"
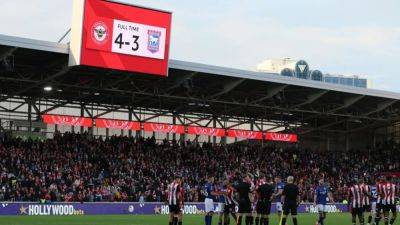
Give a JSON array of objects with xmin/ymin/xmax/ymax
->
[
  {"xmin": 317, "ymin": 204, "xmax": 328, "ymax": 212},
  {"xmin": 276, "ymin": 202, "xmax": 282, "ymax": 212},
  {"xmin": 218, "ymin": 203, "xmax": 225, "ymax": 213},
  {"xmin": 205, "ymin": 198, "xmax": 214, "ymax": 213}
]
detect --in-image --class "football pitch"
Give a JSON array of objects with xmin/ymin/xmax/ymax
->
[{"xmin": 0, "ymin": 214, "xmax": 399, "ymax": 225}]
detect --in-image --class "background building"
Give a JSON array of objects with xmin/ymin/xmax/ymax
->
[{"xmin": 256, "ymin": 58, "xmax": 371, "ymax": 88}]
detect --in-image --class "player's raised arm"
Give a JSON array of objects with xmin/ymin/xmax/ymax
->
[{"xmin": 211, "ymin": 186, "xmax": 219, "ymax": 196}]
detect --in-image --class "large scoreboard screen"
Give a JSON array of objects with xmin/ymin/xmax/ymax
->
[{"xmin": 69, "ymin": 0, "xmax": 172, "ymax": 76}]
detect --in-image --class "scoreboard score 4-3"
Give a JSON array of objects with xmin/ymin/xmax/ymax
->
[
  {"xmin": 69, "ymin": 0, "xmax": 172, "ymax": 76},
  {"xmin": 110, "ymin": 20, "xmax": 166, "ymax": 60}
]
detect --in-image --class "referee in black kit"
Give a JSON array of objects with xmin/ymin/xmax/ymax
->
[
  {"xmin": 235, "ymin": 174, "xmax": 254, "ymax": 225},
  {"xmin": 280, "ymin": 176, "xmax": 300, "ymax": 225}
]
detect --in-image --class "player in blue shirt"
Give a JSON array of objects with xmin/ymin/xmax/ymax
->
[
  {"xmin": 313, "ymin": 178, "xmax": 333, "ymax": 225},
  {"xmin": 204, "ymin": 176, "xmax": 218, "ymax": 225},
  {"xmin": 365, "ymin": 178, "xmax": 378, "ymax": 225},
  {"xmin": 274, "ymin": 176, "xmax": 285, "ymax": 223}
]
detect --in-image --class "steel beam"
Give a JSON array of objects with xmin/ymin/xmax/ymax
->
[
  {"xmin": 294, "ymin": 90, "xmax": 329, "ymax": 108},
  {"xmin": 250, "ymin": 85, "xmax": 288, "ymax": 104},
  {"xmin": 328, "ymin": 95, "xmax": 364, "ymax": 112},
  {"xmin": 363, "ymin": 100, "xmax": 397, "ymax": 116},
  {"xmin": 211, "ymin": 78, "xmax": 245, "ymax": 98}
]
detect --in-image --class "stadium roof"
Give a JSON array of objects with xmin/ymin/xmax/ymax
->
[{"xmin": 1, "ymin": 34, "xmax": 400, "ymax": 136}]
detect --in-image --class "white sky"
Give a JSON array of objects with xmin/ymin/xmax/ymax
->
[{"xmin": 1, "ymin": 0, "xmax": 400, "ymax": 91}]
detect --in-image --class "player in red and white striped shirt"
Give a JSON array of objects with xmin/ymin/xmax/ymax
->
[
  {"xmin": 348, "ymin": 179, "xmax": 365, "ymax": 225},
  {"xmin": 381, "ymin": 176, "xmax": 397, "ymax": 225},
  {"xmin": 361, "ymin": 178, "xmax": 377, "ymax": 225},
  {"xmin": 375, "ymin": 176, "xmax": 386, "ymax": 225},
  {"xmin": 219, "ymin": 179, "xmax": 237, "ymax": 225},
  {"xmin": 166, "ymin": 176, "xmax": 183, "ymax": 225}
]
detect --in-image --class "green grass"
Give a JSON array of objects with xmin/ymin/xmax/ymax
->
[{"xmin": 0, "ymin": 214, "xmax": 398, "ymax": 225}]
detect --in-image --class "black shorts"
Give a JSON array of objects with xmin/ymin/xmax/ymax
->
[
  {"xmin": 256, "ymin": 200, "xmax": 271, "ymax": 215},
  {"xmin": 283, "ymin": 203, "xmax": 297, "ymax": 216},
  {"xmin": 169, "ymin": 204, "xmax": 181, "ymax": 214},
  {"xmin": 364, "ymin": 204, "xmax": 371, "ymax": 212},
  {"xmin": 224, "ymin": 204, "xmax": 235, "ymax": 214},
  {"xmin": 238, "ymin": 199, "xmax": 252, "ymax": 214},
  {"xmin": 351, "ymin": 207, "xmax": 364, "ymax": 217},
  {"xmin": 383, "ymin": 204, "xmax": 396, "ymax": 213}
]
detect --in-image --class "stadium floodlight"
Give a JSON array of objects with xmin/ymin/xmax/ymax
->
[{"xmin": 43, "ymin": 86, "xmax": 53, "ymax": 92}]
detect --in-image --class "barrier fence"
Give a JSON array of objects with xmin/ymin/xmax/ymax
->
[
  {"xmin": 0, "ymin": 202, "xmax": 369, "ymax": 216},
  {"xmin": 1, "ymin": 202, "xmax": 399, "ymax": 216}
]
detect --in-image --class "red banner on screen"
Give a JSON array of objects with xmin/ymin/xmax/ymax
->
[
  {"xmin": 187, "ymin": 126, "xmax": 226, "ymax": 137},
  {"xmin": 95, "ymin": 119, "xmax": 140, "ymax": 130},
  {"xmin": 265, "ymin": 132, "xmax": 298, "ymax": 142},
  {"xmin": 143, "ymin": 123, "xmax": 185, "ymax": 134},
  {"xmin": 77, "ymin": 0, "xmax": 172, "ymax": 76},
  {"xmin": 42, "ymin": 115, "xmax": 93, "ymax": 127},
  {"xmin": 227, "ymin": 129, "xmax": 263, "ymax": 140}
]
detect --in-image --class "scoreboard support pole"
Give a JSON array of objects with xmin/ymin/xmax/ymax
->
[
  {"xmin": 80, "ymin": 105, "xmax": 84, "ymax": 134},
  {"xmin": 212, "ymin": 119, "xmax": 217, "ymax": 146},
  {"xmin": 128, "ymin": 109, "xmax": 133, "ymax": 138},
  {"xmin": 27, "ymin": 100, "xmax": 32, "ymax": 132},
  {"xmin": 172, "ymin": 116, "xmax": 177, "ymax": 141}
]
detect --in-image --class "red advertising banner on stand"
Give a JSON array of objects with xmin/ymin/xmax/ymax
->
[
  {"xmin": 95, "ymin": 119, "xmax": 140, "ymax": 130},
  {"xmin": 187, "ymin": 126, "xmax": 226, "ymax": 137},
  {"xmin": 379, "ymin": 172, "xmax": 400, "ymax": 178},
  {"xmin": 227, "ymin": 129, "xmax": 263, "ymax": 140},
  {"xmin": 69, "ymin": 0, "xmax": 172, "ymax": 76},
  {"xmin": 143, "ymin": 122, "xmax": 185, "ymax": 134},
  {"xmin": 265, "ymin": 132, "xmax": 298, "ymax": 142},
  {"xmin": 42, "ymin": 115, "xmax": 93, "ymax": 127}
]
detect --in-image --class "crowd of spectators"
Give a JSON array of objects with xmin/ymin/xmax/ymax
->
[{"xmin": 0, "ymin": 131, "xmax": 399, "ymax": 203}]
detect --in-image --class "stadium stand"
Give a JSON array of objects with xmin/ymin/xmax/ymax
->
[{"xmin": 0, "ymin": 132, "xmax": 398, "ymax": 204}]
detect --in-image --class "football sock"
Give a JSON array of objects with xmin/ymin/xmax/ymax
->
[
  {"xmin": 376, "ymin": 215, "xmax": 381, "ymax": 225},
  {"xmin": 205, "ymin": 215, "xmax": 210, "ymax": 225},
  {"xmin": 255, "ymin": 217, "xmax": 260, "ymax": 225},
  {"xmin": 245, "ymin": 216, "xmax": 250, "ymax": 225},
  {"xmin": 249, "ymin": 216, "xmax": 254, "ymax": 225},
  {"xmin": 293, "ymin": 217, "xmax": 298, "ymax": 225}
]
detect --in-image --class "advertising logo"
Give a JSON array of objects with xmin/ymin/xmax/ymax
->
[
  {"xmin": 91, "ymin": 21, "xmax": 109, "ymax": 45},
  {"xmin": 128, "ymin": 205, "xmax": 135, "ymax": 213},
  {"xmin": 147, "ymin": 30, "xmax": 161, "ymax": 53},
  {"xmin": 19, "ymin": 204, "xmax": 84, "ymax": 216}
]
